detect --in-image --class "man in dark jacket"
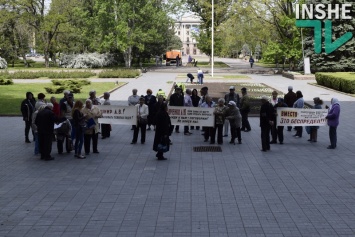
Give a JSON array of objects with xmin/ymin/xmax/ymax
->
[
  {"xmin": 35, "ymin": 103, "xmax": 57, "ymax": 160},
  {"xmin": 260, "ymin": 96, "xmax": 275, "ymax": 151},
  {"xmin": 283, "ymin": 86, "xmax": 297, "ymax": 131},
  {"xmin": 21, "ymin": 92, "xmax": 36, "ymax": 143},
  {"xmin": 169, "ymin": 86, "xmax": 184, "ymax": 133}
]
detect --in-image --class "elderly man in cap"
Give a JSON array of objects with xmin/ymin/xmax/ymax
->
[
  {"xmin": 225, "ymin": 100, "xmax": 242, "ymax": 144},
  {"xmin": 59, "ymin": 90, "xmax": 70, "ymax": 110},
  {"xmin": 284, "ymin": 86, "xmax": 297, "ymax": 131},
  {"xmin": 128, "ymin": 89, "xmax": 140, "ymax": 130},
  {"xmin": 224, "ymin": 86, "xmax": 240, "ymax": 137},
  {"xmin": 89, "ymin": 90, "xmax": 101, "ymax": 105},
  {"xmin": 240, "ymin": 87, "xmax": 251, "ymax": 132},
  {"xmin": 260, "ymin": 95, "xmax": 275, "ymax": 151}
]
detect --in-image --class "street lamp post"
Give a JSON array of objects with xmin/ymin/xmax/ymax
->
[{"xmin": 211, "ymin": 0, "xmax": 214, "ymax": 77}]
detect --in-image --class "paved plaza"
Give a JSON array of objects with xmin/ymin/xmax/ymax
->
[{"xmin": 1, "ymin": 59, "xmax": 355, "ymax": 236}]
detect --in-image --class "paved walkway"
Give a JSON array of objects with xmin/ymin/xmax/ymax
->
[{"xmin": 1, "ymin": 60, "xmax": 355, "ymax": 237}]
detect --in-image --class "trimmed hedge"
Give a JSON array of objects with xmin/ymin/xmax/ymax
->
[
  {"xmin": 0, "ymin": 78, "xmax": 13, "ymax": 85},
  {"xmin": 98, "ymin": 69, "xmax": 140, "ymax": 78},
  {"xmin": 315, "ymin": 72, "xmax": 355, "ymax": 93},
  {"xmin": 0, "ymin": 70, "xmax": 96, "ymax": 79}
]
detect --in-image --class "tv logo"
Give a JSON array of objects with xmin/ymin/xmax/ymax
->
[{"xmin": 295, "ymin": 4, "xmax": 353, "ymax": 54}]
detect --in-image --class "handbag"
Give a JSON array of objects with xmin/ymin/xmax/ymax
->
[
  {"xmin": 139, "ymin": 117, "xmax": 147, "ymax": 124},
  {"xmin": 157, "ymin": 136, "xmax": 169, "ymax": 153}
]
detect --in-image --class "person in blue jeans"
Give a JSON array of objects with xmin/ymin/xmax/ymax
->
[
  {"xmin": 197, "ymin": 68, "xmax": 204, "ymax": 84},
  {"xmin": 72, "ymin": 100, "xmax": 86, "ymax": 159}
]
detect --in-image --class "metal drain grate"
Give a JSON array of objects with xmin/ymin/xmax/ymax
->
[{"xmin": 193, "ymin": 146, "xmax": 222, "ymax": 152}]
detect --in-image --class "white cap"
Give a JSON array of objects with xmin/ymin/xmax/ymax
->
[
  {"xmin": 228, "ymin": 101, "xmax": 236, "ymax": 106},
  {"xmin": 229, "ymin": 86, "xmax": 235, "ymax": 90},
  {"xmin": 261, "ymin": 95, "xmax": 269, "ymax": 100}
]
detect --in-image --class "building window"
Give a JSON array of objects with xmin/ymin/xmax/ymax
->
[
  {"xmin": 186, "ymin": 31, "xmax": 189, "ymax": 35},
  {"xmin": 187, "ymin": 44, "xmax": 189, "ymax": 47},
  {"xmin": 193, "ymin": 48, "xmax": 197, "ymax": 55},
  {"xmin": 178, "ymin": 31, "xmax": 180, "ymax": 35},
  {"xmin": 194, "ymin": 44, "xmax": 196, "ymax": 47},
  {"xmin": 187, "ymin": 37, "xmax": 189, "ymax": 42}
]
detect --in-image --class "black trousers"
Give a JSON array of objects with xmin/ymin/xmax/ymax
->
[
  {"xmin": 261, "ymin": 125, "xmax": 271, "ymax": 150},
  {"xmin": 57, "ymin": 135, "xmax": 70, "ymax": 153},
  {"xmin": 204, "ymin": 127, "xmax": 213, "ymax": 141},
  {"xmin": 133, "ymin": 122, "xmax": 147, "ymax": 143},
  {"xmin": 84, "ymin": 132, "xmax": 99, "ymax": 153},
  {"xmin": 25, "ymin": 120, "xmax": 33, "ymax": 139},
  {"xmin": 329, "ymin": 126, "xmax": 337, "ymax": 148},
  {"xmin": 211, "ymin": 124, "xmax": 223, "ymax": 144},
  {"xmin": 272, "ymin": 126, "xmax": 284, "ymax": 143},
  {"xmin": 101, "ymin": 124, "xmax": 111, "ymax": 138},
  {"xmin": 295, "ymin": 126, "xmax": 303, "ymax": 137},
  {"xmin": 241, "ymin": 111, "xmax": 251, "ymax": 131},
  {"xmin": 271, "ymin": 121, "xmax": 277, "ymax": 141},
  {"xmin": 184, "ymin": 125, "xmax": 190, "ymax": 133},
  {"xmin": 38, "ymin": 133, "xmax": 53, "ymax": 159},
  {"xmin": 231, "ymin": 126, "xmax": 241, "ymax": 142}
]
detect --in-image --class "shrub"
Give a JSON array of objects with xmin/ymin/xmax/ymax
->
[
  {"xmin": 316, "ymin": 73, "xmax": 355, "ymax": 94},
  {"xmin": 98, "ymin": 69, "xmax": 140, "ymax": 78},
  {"xmin": 0, "ymin": 70, "xmax": 96, "ymax": 79},
  {"xmin": 0, "ymin": 78, "xmax": 13, "ymax": 85},
  {"xmin": 0, "ymin": 58, "xmax": 8, "ymax": 69},
  {"xmin": 59, "ymin": 53, "xmax": 116, "ymax": 68},
  {"xmin": 45, "ymin": 79, "xmax": 90, "ymax": 94}
]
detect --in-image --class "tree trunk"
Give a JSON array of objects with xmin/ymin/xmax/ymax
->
[{"xmin": 124, "ymin": 46, "xmax": 132, "ymax": 68}]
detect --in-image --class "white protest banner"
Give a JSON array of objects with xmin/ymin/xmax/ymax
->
[
  {"xmin": 168, "ymin": 106, "xmax": 215, "ymax": 127},
  {"xmin": 97, "ymin": 105, "xmax": 137, "ymax": 125},
  {"xmin": 277, "ymin": 108, "xmax": 328, "ymax": 126}
]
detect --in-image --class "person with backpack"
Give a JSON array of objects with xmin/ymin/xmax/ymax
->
[{"xmin": 249, "ymin": 56, "xmax": 255, "ymax": 68}]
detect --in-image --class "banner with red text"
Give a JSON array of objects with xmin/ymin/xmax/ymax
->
[
  {"xmin": 97, "ymin": 105, "xmax": 137, "ymax": 125},
  {"xmin": 168, "ymin": 106, "xmax": 215, "ymax": 126},
  {"xmin": 276, "ymin": 108, "xmax": 328, "ymax": 126}
]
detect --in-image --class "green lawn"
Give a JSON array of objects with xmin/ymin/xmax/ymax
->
[{"xmin": 0, "ymin": 82, "xmax": 125, "ymax": 115}]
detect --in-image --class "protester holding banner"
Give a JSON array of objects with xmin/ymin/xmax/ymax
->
[
  {"xmin": 260, "ymin": 96, "xmax": 275, "ymax": 151},
  {"xmin": 184, "ymin": 89, "xmax": 193, "ymax": 135},
  {"xmin": 325, "ymin": 98, "xmax": 340, "ymax": 149},
  {"xmin": 293, "ymin": 91, "xmax": 304, "ymax": 138},
  {"xmin": 101, "ymin": 92, "xmax": 111, "ymax": 139},
  {"xmin": 128, "ymin": 89, "xmax": 140, "ymax": 130},
  {"xmin": 153, "ymin": 103, "xmax": 171, "ymax": 160},
  {"xmin": 284, "ymin": 86, "xmax": 297, "ymax": 131},
  {"xmin": 201, "ymin": 96, "xmax": 216, "ymax": 142},
  {"xmin": 144, "ymin": 89, "xmax": 157, "ymax": 131},
  {"xmin": 82, "ymin": 99, "xmax": 102, "ymax": 155},
  {"xmin": 131, "ymin": 97, "xmax": 149, "ymax": 144},
  {"xmin": 272, "ymin": 98, "xmax": 288, "ymax": 144},
  {"xmin": 169, "ymin": 87, "xmax": 184, "ymax": 133},
  {"xmin": 307, "ymin": 97, "xmax": 323, "ymax": 142},
  {"xmin": 190, "ymin": 89, "xmax": 201, "ymax": 130}
]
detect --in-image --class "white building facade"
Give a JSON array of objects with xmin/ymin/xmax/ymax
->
[{"xmin": 174, "ymin": 15, "xmax": 203, "ymax": 56}]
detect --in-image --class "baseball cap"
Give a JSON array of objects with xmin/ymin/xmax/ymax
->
[
  {"xmin": 261, "ymin": 95, "xmax": 269, "ymax": 100},
  {"xmin": 228, "ymin": 101, "xmax": 236, "ymax": 106},
  {"xmin": 229, "ymin": 86, "xmax": 235, "ymax": 90}
]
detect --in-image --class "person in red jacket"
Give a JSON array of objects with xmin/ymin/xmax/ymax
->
[{"xmin": 50, "ymin": 96, "xmax": 61, "ymax": 118}]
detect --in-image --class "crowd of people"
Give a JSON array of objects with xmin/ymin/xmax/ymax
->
[
  {"xmin": 21, "ymin": 84, "xmax": 341, "ymax": 160},
  {"xmin": 21, "ymin": 90, "xmax": 109, "ymax": 160}
]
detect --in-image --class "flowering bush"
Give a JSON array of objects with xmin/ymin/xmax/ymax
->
[
  {"xmin": 0, "ymin": 58, "xmax": 7, "ymax": 69},
  {"xmin": 59, "ymin": 53, "xmax": 116, "ymax": 69}
]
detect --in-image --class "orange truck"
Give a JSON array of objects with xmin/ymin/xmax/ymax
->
[{"xmin": 164, "ymin": 50, "xmax": 182, "ymax": 66}]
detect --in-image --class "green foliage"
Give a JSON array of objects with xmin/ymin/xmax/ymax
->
[
  {"xmin": 98, "ymin": 69, "xmax": 140, "ymax": 78},
  {"xmin": 304, "ymin": 0, "xmax": 355, "ymax": 72},
  {"xmin": 316, "ymin": 72, "xmax": 355, "ymax": 93},
  {"xmin": 0, "ymin": 78, "xmax": 13, "ymax": 85}
]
